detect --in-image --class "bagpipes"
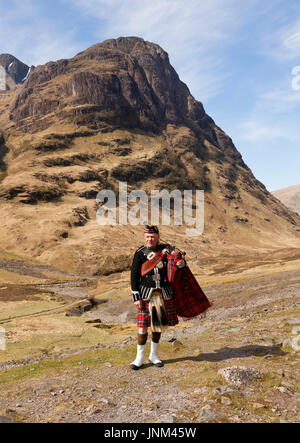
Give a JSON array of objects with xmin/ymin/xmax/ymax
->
[{"xmin": 141, "ymin": 244, "xmax": 212, "ymax": 331}]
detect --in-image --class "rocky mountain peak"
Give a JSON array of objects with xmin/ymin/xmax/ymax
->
[
  {"xmin": 80, "ymin": 36, "xmax": 168, "ymax": 59},
  {"xmin": 0, "ymin": 54, "xmax": 33, "ymax": 86},
  {"xmin": 9, "ymin": 36, "xmax": 208, "ymax": 132}
]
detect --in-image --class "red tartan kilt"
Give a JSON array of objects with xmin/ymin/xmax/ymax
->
[{"xmin": 137, "ymin": 298, "xmax": 179, "ymax": 328}]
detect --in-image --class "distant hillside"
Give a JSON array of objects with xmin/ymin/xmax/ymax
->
[{"xmin": 272, "ymin": 184, "xmax": 300, "ymax": 216}]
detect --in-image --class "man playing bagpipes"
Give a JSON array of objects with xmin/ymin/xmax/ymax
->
[{"xmin": 130, "ymin": 225, "xmax": 211, "ymax": 370}]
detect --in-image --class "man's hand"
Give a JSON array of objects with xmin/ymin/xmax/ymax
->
[
  {"xmin": 134, "ymin": 300, "xmax": 142, "ymax": 309},
  {"xmin": 176, "ymin": 259, "xmax": 185, "ymax": 268}
]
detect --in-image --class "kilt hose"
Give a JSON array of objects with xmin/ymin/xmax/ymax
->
[{"xmin": 137, "ymin": 298, "xmax": 179, "ymax": 328}]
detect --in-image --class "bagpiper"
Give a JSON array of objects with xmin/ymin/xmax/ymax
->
[{"xmin": 130, "ymin": 225, "xmax": 211, "ymax": 370}]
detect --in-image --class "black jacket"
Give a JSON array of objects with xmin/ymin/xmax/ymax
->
[{"xmin": 130, "ymin": 243, "xmax": 186, "ymax": 302}]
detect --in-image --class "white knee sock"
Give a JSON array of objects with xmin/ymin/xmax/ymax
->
[
  {"xmin": 149, "ymin": 340, "xmax": 162, "ymax": 365},
  {"xmin": 130, "ymin": 344, "xmax": 145, "ymax": 368}
]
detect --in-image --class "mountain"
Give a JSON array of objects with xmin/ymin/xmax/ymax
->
[
  {"xmin": 0, "ymin": 54, "xmax": 33, "ymax": 88},
  {"xmin": 272, "ymin": 184, "xmax": 300, "ymax": 216},
  {"xmin": 0, "ymin": 37, "xmax": 299, "ymax": 275}
]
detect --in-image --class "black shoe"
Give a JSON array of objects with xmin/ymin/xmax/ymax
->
[
  {"xmin": 153, "ymin": 361, "xmax": 164, "ymax": 367},
  {"xmin": 149, "ymin": 359, "xmax": 164, "ymax": 367},
  {"xmin": 130, "ymin": 363, "xmax": 143, "ymax": 370}
]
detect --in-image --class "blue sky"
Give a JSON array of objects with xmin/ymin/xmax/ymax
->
[{"xmin": 1, "ymin": 0, "xmax": 300, "ymax": 191}]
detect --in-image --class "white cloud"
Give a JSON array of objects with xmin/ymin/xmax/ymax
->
[
  {"xmin": 283, "ymin": 26, "xmax": 300, "ymax": 55},
  {"xmin": 258, "ymin": 88, "xmax": 300, "ymax": 113},
  {"xmin": 238, "ymin": 119, "xmax": 286, "ymax": 142},
  {"xmin": 260, "ymin": 17, "xmax": 300, "ymax": 62},
  {"xmin": 0, "ymin": 0, "xmax": 81, "ymax": 66},
  {"xmin": 236, "ymin": 83, "xmax": 300, "ymax": 145},
  {"xmin": 24, "ymin": 29, "xmax": 80, "ymax": 66}
]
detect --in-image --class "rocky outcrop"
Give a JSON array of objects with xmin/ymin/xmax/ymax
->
[
  {"xmin": 218, "ymin": 366, "xmax": 263, "ymax": 387},
  {"xmin": 9, "ymin": 37, "xmax": 212, "ymax": 134}
]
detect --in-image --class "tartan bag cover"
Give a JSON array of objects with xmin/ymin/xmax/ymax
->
[{"xmin": 167, "ymin": 250, "xmax": 212, "ymax": 319}]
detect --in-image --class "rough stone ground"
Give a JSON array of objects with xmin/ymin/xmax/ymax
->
[{"xmin": 0, "ymin": 268, "xmax": 299, "ymax": 423}]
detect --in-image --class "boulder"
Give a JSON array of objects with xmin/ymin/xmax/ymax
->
[{"xmin": 218, "ymin": 366, "xmax": 262, "ymax": 387}]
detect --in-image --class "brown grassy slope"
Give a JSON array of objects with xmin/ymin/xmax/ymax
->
[{"xmin": 0, "ymin": 124, "xmax": 299, "ymax": 275}]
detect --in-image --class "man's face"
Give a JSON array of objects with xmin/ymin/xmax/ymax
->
[{"xmin": 144, "ymin": 233, "xmax": 159, "ymax": 249}]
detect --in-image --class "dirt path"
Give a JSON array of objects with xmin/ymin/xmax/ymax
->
[
  {"xmin": 0, "ymin": 259, "xmax": 89, "ymax": 279},
  {"xmin": 0, "ymin": 257, "xmax": 99, "ymax": 302}
]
